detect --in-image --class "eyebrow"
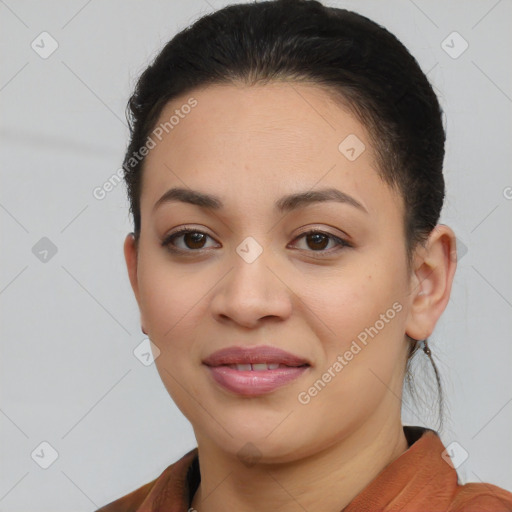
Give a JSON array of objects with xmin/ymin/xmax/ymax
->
[{"xmin": 152, "ymin": 186, "xmax": 368, "ymax": 214}]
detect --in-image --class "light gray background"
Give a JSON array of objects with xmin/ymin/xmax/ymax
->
[{"xmin": 1, "ymin": 1, "xmax": 511, "ymax": 510}]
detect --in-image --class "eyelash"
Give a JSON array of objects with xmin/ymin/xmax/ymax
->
[{"xmin": 161, "ymin": 227, "xmax": 352, "ymax": 257}]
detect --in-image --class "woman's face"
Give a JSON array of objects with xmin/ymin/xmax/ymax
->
[{"xmin": 125, "ymin": 82, "xmax": 414, "ymax": 462}]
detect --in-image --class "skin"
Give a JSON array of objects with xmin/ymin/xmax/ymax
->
[{"xmin": 124, "ymin": 82, "xmax": 457, "ymax": 512}]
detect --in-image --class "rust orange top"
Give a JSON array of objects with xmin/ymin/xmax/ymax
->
[{"xmin": 95, "ymin": 426, "xmax": 512, "ymax": 512}]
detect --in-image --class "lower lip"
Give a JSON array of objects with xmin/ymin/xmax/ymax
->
[{"xmin": 205, "ymin": 365, "xmax": 309, "ymax": 396}]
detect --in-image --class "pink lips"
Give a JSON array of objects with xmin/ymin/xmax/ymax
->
[{"xmin": 203, "ymin": 345, "xmax": 310, "ymax": 396}]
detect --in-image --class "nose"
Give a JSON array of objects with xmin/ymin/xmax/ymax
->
[{"xmin": 209, "ymin": 246, "xmax": 293, "ymax": 329}]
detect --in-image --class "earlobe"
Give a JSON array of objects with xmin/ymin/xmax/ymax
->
[
  {"xmin": 405, "ymin": 225, "xmax": 457, "ymax": 341},
  {"xmin": 123, "ymin": 233, "xmax": 146, "ymax": 332},
  {"xmin": 123, "ymin": 232, "xmax": 139, "ymax": 296}
]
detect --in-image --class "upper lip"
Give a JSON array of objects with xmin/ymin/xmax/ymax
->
[{"xmin": 203, "ymin": 345, "xmax": 310, "ymax": 367}]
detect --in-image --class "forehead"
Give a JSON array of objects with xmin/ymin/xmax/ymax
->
[
  {"xmin": 147, "ymin": 81, "xmax": 370, "ymax": 168},
  {"xmin": 140, "ymin": 82, "xmax": 401, "ymax": 220}
]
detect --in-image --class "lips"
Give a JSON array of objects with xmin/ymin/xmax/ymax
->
[
  {"xmin": 203, "ymin": 345, "xmax": 310, "ymax": 396},
  {"xmin": 203, "ymin": 345, "xmax": 310, "ymax": 367}
]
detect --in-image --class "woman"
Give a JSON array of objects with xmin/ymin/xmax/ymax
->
[{"xmin": 96, "ymin": 0, "xmax": 512, "ymax": 510}]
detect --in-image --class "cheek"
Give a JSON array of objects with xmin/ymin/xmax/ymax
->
[
  {"xmin": 302, "ymin": 262, "xmax": 407, "ymax": 347},
  {"xmin": 137, "ymin": 250, "xmax": 202, "ymax": 345},
  {"xmin": 295, "ymin": 270, "xmax": 408, "ymax": 426},
  {"xmin": 303, "ymin": 261, "xmax": 409, "ymax": 402},
  {"xmin": 137, "ymin": 255, "xmax": 205, "ymax": 404}
]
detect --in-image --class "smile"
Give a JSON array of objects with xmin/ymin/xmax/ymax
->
[{"xmin": 203, "ymin": 345, "xmax": 310, "ymax": 395}]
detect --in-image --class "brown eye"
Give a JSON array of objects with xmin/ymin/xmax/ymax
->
[
  {"xmin": 305, "ymin": 232, "xmax": 330, "ymax": 251},
  {"xmin": 162, "ymin": 229, "xmax": 217, "ymax": 252},
  {"xmin": 181, "ymin": 232, "xmax": 207, "ymax": 249},
  {"xmin": 290, "ymin": 229, "xmax": 351, "ymax": 255}
]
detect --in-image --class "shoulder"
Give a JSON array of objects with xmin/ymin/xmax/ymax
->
[
  {"xmin": 448, "ymin": 481, "xmax": 512, "ymax": 512},
  {"xmin": 93, "ymin": 448, "xmax": 199, "ymax": 512},
  {"xmin": 94, "ymin": 478, "xmax": 158, "ymax": 512}
]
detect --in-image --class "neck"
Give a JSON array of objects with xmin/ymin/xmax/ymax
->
[{"xmin": 190, "ymin": 415, "xmax": 409, "ymax": 512}]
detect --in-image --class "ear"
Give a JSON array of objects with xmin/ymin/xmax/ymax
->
[
  {"xmin": 405, "ymin": 224, "xmax": 457, "ymax": 341},
  {"xmin": 123, "ymin": 233, "xmax": 147, "ymax": 335}
]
